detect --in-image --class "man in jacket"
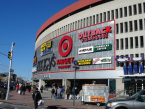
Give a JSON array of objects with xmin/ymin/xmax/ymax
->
[{"xmin": 32, "ymin": 88, "xmax": 42, "ymax": 109}]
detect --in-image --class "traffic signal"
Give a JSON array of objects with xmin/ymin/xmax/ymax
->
[{"xmin": 8, "ymin": 51, "xmax": 12, "ymax": 59}]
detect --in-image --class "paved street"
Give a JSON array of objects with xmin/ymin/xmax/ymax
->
[{"xmin": 0, "ymin": 89, "xmax": 105, "ymax": 109}]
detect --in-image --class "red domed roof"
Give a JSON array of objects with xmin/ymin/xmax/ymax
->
[{"xmin": 36, "ymin": 0, "xmax": 102, "ymax": 40}]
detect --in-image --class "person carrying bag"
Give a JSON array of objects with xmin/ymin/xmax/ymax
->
[{"xmin": 32, "ymin": 88, "xmax": 42, "ymax": 109}]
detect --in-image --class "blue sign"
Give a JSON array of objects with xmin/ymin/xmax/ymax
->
[{"xmin": 74, "ymin": 60, "xmax": 78, "ymax": 66}]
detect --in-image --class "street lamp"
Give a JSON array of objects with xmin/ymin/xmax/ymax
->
[{"xmin": 5, "ymin": 42, "xmax": 15, "ymax": 100}]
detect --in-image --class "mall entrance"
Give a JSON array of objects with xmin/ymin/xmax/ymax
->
[{"xmin": 124, "ymin": 77, "xmax": 145, "ymax": 95}]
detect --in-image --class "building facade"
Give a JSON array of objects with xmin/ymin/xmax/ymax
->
[{"xmin": 33, "ymin": 0, "xmax": 145, "ymax": 94}]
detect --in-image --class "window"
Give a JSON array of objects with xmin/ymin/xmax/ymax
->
[
  {"xmin": 104, "ymin": 12, "xmax": 106, "ymax": 21},
  {"xmin": 107, "ymin": 11, "xmax": 110, "ymax": 20},
  {"xmin": 120, "ymin": 8, "xmax": 123, "ymax": 18},
  {"xmin": 120, "ymin": 23, "xmax": 123, "ymax": 33},
  {"xmin": 140, "ymin": 36, "xmax": 144, "ymax": 48},
  {"xmin": 120, "ymin": 38, "xmax": 124, "ymax": 49},
  {"xmin": 116, "ymin": 55, "xmax": 119, "ymax": 67},
  {"xmin": 111, "ymin": 10, "xmax": 114, "ymax": 19},
  {"xmin": 139, "ymin": 19, "xmax": 143, "ymax": 30},
  {"xmin": 116, "ymin": 24, "xmax": 119, "ymax": 34},
  {"xmin": 130, "ymin": 37, "xmax": 133, "ymax": 49},
  {"xmin": 96, "ymin": 14, "xmax": 99, "ymax": 23},
  {"xmin": 84, "ymin": 18, "xmax": 85, "ymax": 27},
  {"xmin": 93, "ymin": 15, "xmax": 95, "ymax": 24},
  {"xmin": 124, "ymin": 7, "xmax": 127, "ymax": 17},
  {"xmin": 129, "ymin": 6, "xmax": 132, "ymax": 16},
  {"xmin": 135, "ymin": 54, "xmax": 139, "ymax": 57},
  {"xmin": 116, "ymin": 39, "xmax": 119, "ymax": 50},
  {"xmin": 125, "ymin": 38, "xmax": 128, "ymax": 49},
  {"xmin": 86, "ymin": 17, "xmax": 89, "ymax": 26},
  {"xmin": 134, "ymin": 20, "xmax": 138, "ymax": 31},
  {"xmin": 81, "ymin": 19, "xmax": 83, "ymax": 28},
  {"xmin": 138, "ymin": 3, "xmax": 142, "ymax": 14},
  {"xmin": 135, "ymin": 36, "xmax": 138, "ymax": 48},
  {"xmin": 125, "ymin": 22, "xmax": 128, "ymax": 32},
  {"xmin": 90, "ymin": 16, "xmax": 92, "ymax": 25},
  {"xmin": 129, "ymin": 21, "xmax": 133, "ymax": 32},
  {"xmin": 100, "ymin": 13, "xmax": 102, "ymax": 22},
  {"xmin": 144, "ymin": 2, "xmax": 145, "ymax": 13},
  {"xmin": 130, "ymin": 54, "xmax": 134, "ymax": 58},
  {"xmin": 115, "ymin": 9, "xmax": 118, "ymax": 19},
  {"xmin": 133, "ymin": 4, "xmax": 137, "ymax": 15}
]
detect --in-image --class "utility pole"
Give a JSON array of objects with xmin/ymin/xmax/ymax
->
[{"xmin": 5, "ymin": 42, "xmax": 15, "ymax": 100}]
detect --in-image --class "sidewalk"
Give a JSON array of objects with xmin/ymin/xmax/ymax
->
[{"xmin": 0, "ymin": 89, "xmax": 105, "ymax": 109}]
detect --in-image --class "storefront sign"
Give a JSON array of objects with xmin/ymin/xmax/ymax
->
[
  {"xmin": 78, "ymin": 26, "xmax": 112, "ymax": 42},
  {"xmin": 78, "ymin": 46, "xmax": 93, "ymax": 54},
  {"xmin": 37, "ymin": 53, "xmax": 56, "ymax": 71},
  {"xmin": 93, "ymin": 57, "xmax": 111, "ymax": 64},
  {"xmin": 78, "ymin": 59, "xmax": 92, "ymax": 66},
  {"xmin": 41, "ymin": 41, "xmax": 52, "ymax": 56},
  {"xmin": 94, "ymin": 44, "xmax": 112, "ymax": 52}
]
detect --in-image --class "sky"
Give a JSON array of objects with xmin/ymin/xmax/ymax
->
[{"xmin": 0, "ymin": 0, "xmax": 78, "ymax": 81}]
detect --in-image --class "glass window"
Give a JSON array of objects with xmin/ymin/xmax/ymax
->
[
  {"xmin": 108, "ymin": 11, "xmax": 110, "ymax": 20},
  {"xmin": 120, "ymin": 8, "xmax": 123, "ymax": 18},
  {"xmin": 133, "ymin": 4, "xmax": 137, "ymax": 15},
  {"xmin": 135, "ymin": 36, "xmax": 138, "ymax": 48},
  {"xmin": 116, "ymin": 9, "xmax": 118, "ymax": 19},
  {"xmin": 104, "ymin": 12, "xmax": 106, "ymax": 21},
  {"xmin": 125, "ymin": 38, "xmax": 128, "ymax": 49},
  {"xmin": 116, "ymin": 24, "xmax": 119, "ymax": 34},
  {"xmin": 96, "ymin": 14, "xmax": 99, "ymax": 23},
  {"xmin": 90, "ymin": 16, "xmax": 92, "ymax": 25},
  {"xmin": 140, "ymin": 36, "xmax": 144, "ymax": 48},
  {"xmin": 129, "ymin": 6, "xmax": 132, "ymax": 16},
  {"xmin": 129, "ymin": 21, "xmax": 133, "ymax": 32},
  {"xmin": 130, "ymin": 37, "xmax": 133, "ymax": 49},
  {"xmin": 121, "ymin": 38, "xmax": 124, "ymax": 49},
  {"xmin": 109, "ymin": 79, "xmax": 116, "ymax": 94},
  {"xmin": 100, "ymin": 13, "xmax": 102, "ymax": 22},
  {"xmin": 134, "ymin": 20, "xmax": 138, "ymax": 31},
  {"xmin": 116, "ymin": 39, "xmax": 119, "ymax": 50},
  {"xmin": 125, "ymin": 22, "xmax": 128, "ymax": 32},
  {"xmin": 139, "ymin": 19, "xmax": 143, "ymax": 30},
  {"xmin": 93, "ymin": 15, "xmax": 95, "ymax": 24},
  {"xmin": 120, "ymin": 23, "xmax": 123, "ymax": 33},
  {"xmin": 124, "ymin": 7, "xmax": 127, "ymax": 17},
  {"xmin": 138, "ymin": 3, "xmax": 142, "ymax": 14},
  {"xmin": 111, "ymin": 10, "xmax": 114, "ymax": 19},
  {"xmin": 144, "ymin": 2, "xmax": 145, "ymax": 13}
]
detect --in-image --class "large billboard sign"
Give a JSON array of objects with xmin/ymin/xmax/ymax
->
[{"xmin": 35, "ymin": 20, "xmax": 115, "ymax": 74}]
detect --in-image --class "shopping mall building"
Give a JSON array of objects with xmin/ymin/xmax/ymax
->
[{"xmin": 32, "ymin": 0, "xmax": 145, "ymax": 94}]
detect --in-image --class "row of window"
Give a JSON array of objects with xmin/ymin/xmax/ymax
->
[
  {"xmin": 116, "ymin": 36, "xmax": 144, "ymax": 50},
  {"xmin": 116, "ymin": 19, "xmax": 144, "ymax": 34},
  {"xmin": 45, "ymin": 2, "xmax": 145, "ymax": 40}
]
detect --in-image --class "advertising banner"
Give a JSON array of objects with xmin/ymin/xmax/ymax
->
[{"xmin": 35, "ymin": 20, "xmax": 115, "ymax": 74}]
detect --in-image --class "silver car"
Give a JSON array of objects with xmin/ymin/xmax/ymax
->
[{"xmin": 105, "ymin": 90, "xmax": 145, "ymax": 109}]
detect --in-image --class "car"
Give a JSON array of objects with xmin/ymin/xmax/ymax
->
[
  {"xmin": 105, "ymin": 90, "xmax": 145, "ymax": 109},
  {"xmin": 4, "ymin": 83, "xmax": 13, "ymax": 89}
]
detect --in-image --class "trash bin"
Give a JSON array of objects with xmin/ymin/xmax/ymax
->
[{"xmin": 1, "ymin": 92, "xmax": 6, "ymax": 100}]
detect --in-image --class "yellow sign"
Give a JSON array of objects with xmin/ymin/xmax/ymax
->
[
  {"xmin": 41, "ymin": 41, "xmax": 52, "ymax": 52},
  {"xmin": 78, "ymin": 59, "xmax": 92, "ymax": 66}
]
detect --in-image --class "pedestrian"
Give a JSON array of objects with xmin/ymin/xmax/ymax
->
[
  {"xmin": 22, "ymin": 85, "xmax": 26, "ymax": 95},
  {"xmin": 51, "ymin": 88, "xmax": 55, "ymax": 98},
  {"xmin": 66, "ymin": 86, "xmax": 71, "ymax": 99},
  {"xmin": 16, "ymin": 84, "xmax": 19, "ymax": 92},
  {"xmin": 57, "ymin": 87, "xmax": 61, "ymax": 99},
  {"xmin": 20, "ymin": 84, "xmax": 23, "ymax": 95},
  {"xmin": 79, "ymin": 89, "xmax": 83, "ymax": 104},
  {"xmin": 32, "ymin": 88, "xmax": 42, "ymax": 109},
  {"xmin": 54, "ymin": 87, "xmax": 57, "ymax": 99},
  {"xmin": 28, "ymin": 85, "xmax": 31, "ymax": 92},
  {"xmin": 60, "ymin": 86, "xmax": 64, "ymax": 99},
  {"xmin": 40, "ymin": 85, "xmax": 43, "ymax": 93}
]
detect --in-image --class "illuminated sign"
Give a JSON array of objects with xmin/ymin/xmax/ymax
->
[
  {"xmin": 78, "ymin": 26, "xmax": 112, "ymax": 42},
  {"xmin": 78, "ymin": 59, "xmax": 92, "ymax": 66},
  {"xmin": 93, "ymin": 57, "xmax": 111, "ymax": 64},
  {"xmin": 41, "ymin": 41, "xmax": 52, "ymax": 56},
  {"xmin": 94, "ymin": 44, "xmax": 112, "ymax": 52},
  {"xmin": 78, "ymin": 46, "xmax": 93, "ymax": 54}
]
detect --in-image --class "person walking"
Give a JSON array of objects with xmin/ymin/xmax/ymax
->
[
  {"xmin": 66, "ymin": 86, "xmax": 71, "ymax": 99},
  {"xmin": 32, "ymin": 88, "xmax": 42, "ymax": 109},
  {"xmin": 20, "ymin": 84, "xmax": 23, "ymax": 95},
  {"xmin": 22, "ymin": 85, "xmax": 26, "ymax": 95},
  {"xmin": 16, "ymin": 84, "xmax": 19, "ymax": 92},
  {"xmin": 60, "ymin": 86, "xmax": 64, "ymax": 99},
  {"xmin": 40, "ymin": 85, "xmax": 43, "ymax": 93},
  {"xmin": 51, "ymin": 88, "xmax": 55, "ymax": 98},
  {"xmin": 57, "ymin": 87, "xmax": 61, "ymax": 99}
]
